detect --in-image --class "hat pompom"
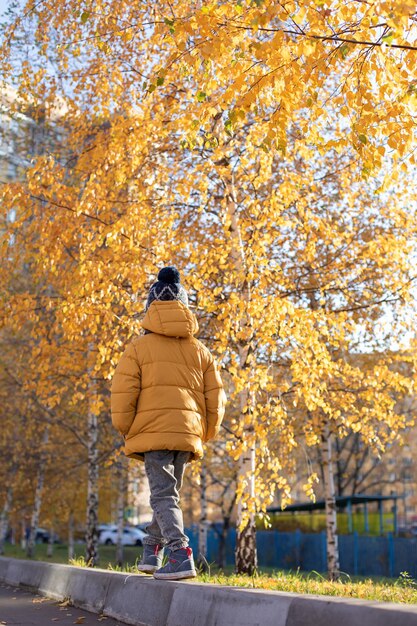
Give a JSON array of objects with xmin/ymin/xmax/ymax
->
[{"xmin": 158, "ymin": 266, "xmax": 180, "ymax": 284}]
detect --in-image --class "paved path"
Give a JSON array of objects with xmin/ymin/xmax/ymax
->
[{"xmin": 0, "ymin": 582, "xmax": 128, "ymax": 626}]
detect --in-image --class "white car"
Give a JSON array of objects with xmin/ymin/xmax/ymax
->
[
  {"xmin": 99, "ymin": 526, "xmax": 146, "ymax": 546},
  {"xmin": 97, "ymin": 524, "xmax": 116, "ymax": 538}
]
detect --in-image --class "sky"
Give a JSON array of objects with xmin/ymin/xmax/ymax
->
[
  {"xmin": 0, "ymin": 0, "xmax": 21, "ymax": 20},
  {"xmin": 0, "ymin": 0, "xmax": 12, "ymax": 15}
]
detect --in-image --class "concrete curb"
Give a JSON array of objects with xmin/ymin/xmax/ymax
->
[{"xmin": 1, "ymin": 556, "xmax": 417, "ymax": 626}]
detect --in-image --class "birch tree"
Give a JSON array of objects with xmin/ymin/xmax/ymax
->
[
  {"xmin": 197, "ymin": 465, "xmax": 209, "ymax": 571},
  {"xmin": 1, "ymin": 0, "xmax": 417, "ymax": 577},
  {"xmin": 26, "ymin": 426, "xmax": 49, "ymax": 558},
  {"xmin": 0, "ymin": 482, "xmax": 14, "ymax": 555},
  {"xmin": 321, "ymin": 427, "xmax": 339, "ymax": 579},
  {"xmin": 85, "ymin": 372, "xmax": 100, "ymax": 566},
  {"xmin": 115, "ymin": 454, "xmax": 128, "ymax": 567},
  {"xmin": 68, "ymin": 510, "xmax": 75, "ymax": 561}
]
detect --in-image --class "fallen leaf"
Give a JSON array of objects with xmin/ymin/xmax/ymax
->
[
  {"xmin": 59, "ymin": 599, "xmax": 71, "ymax": 607},
  {"xmin": 74, "ymin": 618, "xmax": 85, "ymax": 624}
]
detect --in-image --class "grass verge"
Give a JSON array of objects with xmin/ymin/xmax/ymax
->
[{"xmin": 2, "ymin": 542, "xmax": 417, "ymax": 605}]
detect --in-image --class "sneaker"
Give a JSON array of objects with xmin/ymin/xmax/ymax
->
[
  {"xmin": 153, "ymin": 546, "xmax": 197, "ymax": 580},
  {"xmin": 137, "ymin": 543, "xmax": 164, "ymax": 573}
]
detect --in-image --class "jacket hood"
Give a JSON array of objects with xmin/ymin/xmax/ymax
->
[{"xmin": 141, "ymin": 300, "xmax": 199, "ymax": 338}]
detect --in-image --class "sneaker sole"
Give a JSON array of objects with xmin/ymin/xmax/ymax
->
[
  {"xmin": 137, "ymin": 565, "xmax": 158, "ymax": 573},
  {"xmin": 153, "ymin": 570, "xmax": 197, "ymax": 580}
]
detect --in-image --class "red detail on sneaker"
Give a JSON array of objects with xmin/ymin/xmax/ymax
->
[
  {"xmin": 185, "ymin": 547, "xmax": 192, "ymax": 558},
  {"xmin": 169, "ymin": 559, "xmax": 177, "ymax": 564},
  {"xmin": 154, "ymin": 544, "xmax": 160, "ymax": 555}
]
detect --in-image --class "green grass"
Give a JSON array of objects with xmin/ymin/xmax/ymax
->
[
  {"xmin": 2, "ymin": 541, "xmax": 143, "ymax": 569},
  {"xmin": 3, "ymin": 542, "xmax": 417, "ymax": 605},
  {"xmin": 198, "ymin": 570, "xmax": 417, "ymax": 604}
]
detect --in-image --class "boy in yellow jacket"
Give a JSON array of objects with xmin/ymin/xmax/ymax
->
[{"xmin": 111, "ymin": 267, "xmax": 226, "ymax": 580}]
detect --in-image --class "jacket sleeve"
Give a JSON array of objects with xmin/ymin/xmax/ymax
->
[
  {"xmin": 111, "ymin": 342, "xmax": 141, "ymax": 436},
  {"xmin": 203, "ymin": 357, "xmax": 226, "ymax": 442}
]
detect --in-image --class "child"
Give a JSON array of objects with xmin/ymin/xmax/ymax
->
[{"xmin": 111, "ymin": 266, "xmax": 226, "ymax": 580}]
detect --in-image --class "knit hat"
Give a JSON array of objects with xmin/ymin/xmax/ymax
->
[{"xmin": 146, "ymin": 266, "xmax": 189, "ymax": 311}]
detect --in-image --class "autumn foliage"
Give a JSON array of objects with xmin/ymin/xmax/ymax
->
[{"xmin": 0, "ymin": 0, "xmax": 416, "ymax": 575}]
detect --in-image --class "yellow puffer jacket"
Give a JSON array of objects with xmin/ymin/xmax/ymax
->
[{"xmin": 111, "ymin": 300, "xmax": 226, "ymax": 461}]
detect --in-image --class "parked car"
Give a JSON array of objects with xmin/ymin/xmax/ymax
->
[
  {"xmin": 99, "ymin": 527, "xmax": 146, "ymax": 546},
  {"xmin": 97, "ymin": 524, "xmax": 117, "ymax": 539},
  {"xmin": 34, "ymin": 528, "xmax": 61, "ymax": 544},
  {"xmin": 135, "ymin": 522, "xmax": 151, "ymax": 532}
]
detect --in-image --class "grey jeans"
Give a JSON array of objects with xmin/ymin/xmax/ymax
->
[{"xmin": 143, "ymin": 450, "xmax": 190, "ymax": 551}]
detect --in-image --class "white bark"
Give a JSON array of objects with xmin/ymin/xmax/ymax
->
[
  {"xmin": 198, "ymin": 465, "xmax": 208, "ymax": 570},
  {"xmin": 321, "ymin": 425, "xmax": 340, "ymax": 580},
  {"xmin": 0, "ymin": 481, "xmax": 14, "ymax": 555},
  {"xmin": 68, "ymin": 510, "xmax": 75, "ymax": 561},
  {"xmin": 47, "ymin": 525, "xmax": 54, "ymax": 558},
  {"xmin": 20, "ymin": 520, "xmax": 26, "ymax": 550},
  {"xmin": 222, "ymin": 167, "xmax": 257, "ymax": 574},
  {"xmin": 116, "ymin": 457, "xmax": 127, "ymax": 566},
  {"xmin": 27, "ymin": 426, "xmax": 49, "ymax": 558},
  {"xmin": 235, "ymin": 439, "xmax": 257, "ymax": 574},
  {"xmin": 85, "ymin": 400, "xmax": 99, "ymax": 566}
]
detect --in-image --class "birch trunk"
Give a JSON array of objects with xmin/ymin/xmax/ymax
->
[
  {"xmin": 235, "ymin": 330, "xmax": 257, "ymax": 574},
  {"xmin": 47, "ymin": 525, "xmax": 54, "ymax": 558},
  {"xmin": 197, "ymin": 465, "xmax": 208, "ymax": 571},
  {"xmin": 21, "ymin": 520, "xmax": 26, "ymax": 550},
  {"xmin": 115, "ymin": 458, "xmax": 127, "ymax": 567},
  {"xmin": 235, "ymin": 442, "xmax": 257, "ymax": 574},
  {"xmin": 68, "ymin": 510, "xmax": 75, "ymax": 561},
  {"xmin": 0, "ymin": 482, "xmax": 13, "ymax": 555},
  {"xmin": 321, "ymin": 425, "xmax": 340, "ymax": 580},
  {"xmin": 27, "ymin": 426, "xmax": 49, "ymax": 558},
  {"xmin": 217, "ymin": 515, "xmax": 230, "ymax": 570},
  {"xmin": 222, "ymin": 166, "xmax": 257, "ymax": 575},
  {"xmin": 85, "ymin": 395, "xmax": 99, "ymax": 566}
]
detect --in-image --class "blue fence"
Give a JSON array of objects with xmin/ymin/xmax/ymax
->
[{"xmin": 186, "ymin": 528, "xmax": 417, "ymax": 578}]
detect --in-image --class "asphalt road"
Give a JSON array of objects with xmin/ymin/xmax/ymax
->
[{"xmin": 0, "ymin": 582, "xmax": 129, "ymax": 626}]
